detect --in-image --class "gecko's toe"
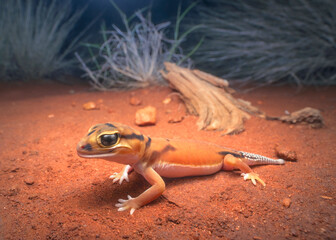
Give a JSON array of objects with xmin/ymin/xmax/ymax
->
[
  {"xmin": 116, "ymin": 206, "xmax": 127, "ymax": 211},
  {"xmin": 115, "ymin": 195, "xmax": 137, "ymax": 214},
  {"xmin": 109, "ymin": 172, "xmax": 118, "ymax": 178},
  {"xmin": 241, "ymin": 173, "xmax": 266, "ymax": 187}
]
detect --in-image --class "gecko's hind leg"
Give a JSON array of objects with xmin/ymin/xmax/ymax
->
[{"xmin": 223, "ymin": 154, "xmax": 266, "ymax": 187}]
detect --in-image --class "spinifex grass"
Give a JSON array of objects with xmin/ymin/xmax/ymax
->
[
  {"xmin": 76, "ymin": 1, "xmax": 202, "ymax": 90},
  {"xmin": 188, "ymin": 0, "xmax": 336, "ymax": 87},
  {"xmin": 0, "ymin": 0, "xmax": 86, "ymax": 80}
]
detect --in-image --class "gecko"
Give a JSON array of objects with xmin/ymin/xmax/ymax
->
[{"xmin": 77, "ymin": 122, "xmax": 285, "ymax": 215}]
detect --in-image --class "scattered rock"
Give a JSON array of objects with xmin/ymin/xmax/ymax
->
[
  {"xmin": 163, "ymin": 97, "xmax": 171, "ymax": 104},
  {"xmin": 275, "ymin": 145, "xmax": 298, "ymax": 161},
  {"xmin": 164, "ymin": 94, "xmax": 186, "ymax": 124},
  {"xmin": 166, "ymin": 215, "xmax": 181, "ymax": 225},
  {"xmin": 83, "ymin": 101, "xmax": 99, "ymax": 110},
  {"xmin": 28, "ymin": 195, "xmax": 39, "ymax": 200},
  {"xmin": 282, "ymin": 198, "xmax": 291, "ymax": 208},
  {"xmin": 24, "ymin": 176, "xmax": 35, "ymax": 185},
  {"xmin": 48, "ymin": 114, "xmax": 55, "ymax": 118},
  {"xmin": 273, "ymin": 107, "xmax": 324, "ymax": 128},
  {"xmin": 135, "ymin": 106, "xmax": 157, "ymax": 126},
  {"xmin": 68, "ymin": 224, "xmax": 79, "ymax": 231},
  {"xmin": 10, "ymin": 167, "xmax": 20, "ymax": 173},
  {"xmin": 168, "ymin": 115, "xmax": 184, "ymax": 124},
  {"xmin": 8, "ymin": 185, "xmax": 20, "ymax": 196},
  {"xmin": 155, "ymin": 217, "xmax": 163, "ymax": 226},
  {"xmin": 291, "ymin": 228, "xmax": 299, "ymax": 237},
  {"xmin": 129, "ymin": 96, "xmax": 142, "ymax": 106}
]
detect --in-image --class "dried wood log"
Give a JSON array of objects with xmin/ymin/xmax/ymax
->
[{"xmin": 160, "ymin": 62, "xmax": 265, "ymax": 134}]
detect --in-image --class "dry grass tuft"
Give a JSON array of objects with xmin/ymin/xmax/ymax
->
[
  {"xmin": 0, "ymin": 0, "xmax": 85, "ymax": 80},
  {"xmin": 187, "ymin": 0, "xmax": 336, "ymax": 87},
  {"xmin": 76, "ymin": 1, "xmax": 201, "ymax": 90}
]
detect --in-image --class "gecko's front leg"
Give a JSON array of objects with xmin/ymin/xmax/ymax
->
[
  {"xmin": 110, "ymin": 165, "xmax": 133, "ymax": 184},
  {"xmin": 115, "ymin": 163, "xmax": 166, "ymax": 215}
]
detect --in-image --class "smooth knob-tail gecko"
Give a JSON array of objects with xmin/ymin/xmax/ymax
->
[{"xmin": 77, "ymin": 122, "xmax": 284, "ymax": 215}]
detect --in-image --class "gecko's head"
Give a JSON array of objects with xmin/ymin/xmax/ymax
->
[{"xmin": 77, "ymin": 122, "xmax": 148, "ymax": 163}]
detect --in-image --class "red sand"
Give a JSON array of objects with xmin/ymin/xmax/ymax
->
[{"xmin": 0, "ymin": 82, "xmax": 335, "ymax": 239}]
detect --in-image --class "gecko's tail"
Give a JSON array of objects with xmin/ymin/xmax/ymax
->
[{"xmin": 239, "ymin": 151, "xmax": 285, "ymax": 166}]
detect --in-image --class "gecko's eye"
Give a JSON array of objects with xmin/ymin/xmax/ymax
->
[{"xmin": 99, "ymin": 133, "xmax": 119, "ymax": 147}]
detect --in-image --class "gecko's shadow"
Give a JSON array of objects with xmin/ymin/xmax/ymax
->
[
  {"xmin": 77, "ymin": 173, "xmax": 149, "ymax": 210},
  {"xmin": 76, "ymin": 166, "xmax": 264, "ymax": 211}
]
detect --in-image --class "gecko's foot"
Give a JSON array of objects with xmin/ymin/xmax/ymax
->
[
  {"xmin": 115, "ymin": 195, "xmax": 139, "ymax": 215},
  {"xmin": 109, "ymin": 171, "xmax": 129, "ymax": 185},
  {"xmin": 241, "ymin": 172, "xmax": 266, "ymax": 187}
]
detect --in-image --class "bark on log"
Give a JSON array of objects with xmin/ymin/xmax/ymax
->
[{"xmin": 161, "ymin": 62, "xmax": 265, "ymax": 135}]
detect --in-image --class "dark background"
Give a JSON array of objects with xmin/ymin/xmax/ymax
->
[{"xmin": 71, "ymin": 0, "xmax": 194, "ymax": 34}]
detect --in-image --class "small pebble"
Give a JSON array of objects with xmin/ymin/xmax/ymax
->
[
  {"xmin": 24, "ymin": 176, "xmax": 35, "ymax": 185},
  {"xmin": 275, "ymin": 145, "xmax": 297, "ymax": 161},
  {"xmin": 129, "ymin": 96, "xmax": 142, "ymax": 106},
  {"xmin": 10, "ymin": 167, "xmax": 20, "ymax": 173},
  {"xmin": 291, "ymin": 228, "xmax": 298, "ymax": 237},
  {"xmin": 8, "ymin": 185, "xmax": 20, "ymax": 196},
  {"xmin": 83, "ymin": 101, "xmax": 99, "ymax": 110},
  {"xmin": 282, "ymin": 198, "xmax": 291, "ymax": 208},
  {"xmin": 168, "ymin": 115, "xmax": 184, "ymax": 124},
  {"xmin": 135, "ymin": 106, "xmax": 156, "ymax": 126},
  {"xmin": 163, "ymin": 97, "xmax": 171, "ymax": 104}
]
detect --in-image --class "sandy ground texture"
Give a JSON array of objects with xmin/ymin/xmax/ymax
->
[{"xmin": 0, "ymin": 81, "xmax": 335, "ymax": 240}]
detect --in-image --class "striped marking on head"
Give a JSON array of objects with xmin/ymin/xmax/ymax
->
[{"xmin": 122, "ymin": 132, "xmax": 144, "ymax": 141}]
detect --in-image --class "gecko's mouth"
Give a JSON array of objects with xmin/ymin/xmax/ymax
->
[
  {"xmin": 77, "ymin": 151, "xmax": 117, "ymax": 158},
  {"xmin": 76, "ymin": 141, "xmax": 117, "ymax": 158}
]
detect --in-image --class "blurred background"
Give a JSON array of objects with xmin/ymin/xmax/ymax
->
[{"xmin": 1, "ymin": 0, "xmax": 335, "ymax": 89}]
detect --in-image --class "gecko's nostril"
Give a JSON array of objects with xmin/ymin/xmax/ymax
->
[{"xmin": 81, "ymin": 143, "xmax": 92, "ymax": 151}]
